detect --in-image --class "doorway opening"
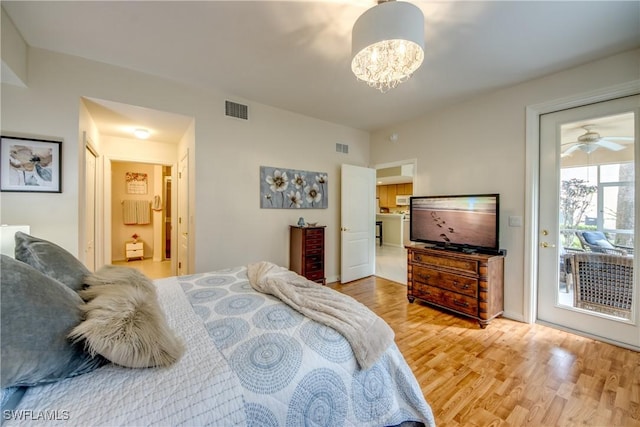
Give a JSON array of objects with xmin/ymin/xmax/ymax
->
[
  {"xmin": 110, "ymin": 160, "xmax": 173, "ymax": 279},
  {"xmin": 80, "ymin": 96, "xmax": 194, "ymax": 279},
  {"xmin": 536, "ymin": 93, "xmax": 638, "ymax": 350},
  {"xmin": 374, "ymin": 159, "xmax": 417, "ymax": 284}
]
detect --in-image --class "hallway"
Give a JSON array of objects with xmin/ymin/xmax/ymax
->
[{"xmin": 113, "ymin": 258, "xmax": 173, "ymax": 280}]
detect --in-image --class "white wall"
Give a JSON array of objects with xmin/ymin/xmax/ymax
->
[
  {"xmin": 1, "ymin": 47, "xmax": 370, "ymax": 280},
  {"xmin": 369, "ymin": 49, "xmax": 640, "ymax": 321},
  {"xmin": 0, "ymin": 7, "xmax": 27, "ymax": 86}
]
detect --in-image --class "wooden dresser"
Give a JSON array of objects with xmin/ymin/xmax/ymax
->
[
  {"xmin": 407, "ymin": 246, "xmax": 504, "ymax": 328},
  {"xmin": 289, "ymin": 226, "xmax": 325, "ymax": 285}
]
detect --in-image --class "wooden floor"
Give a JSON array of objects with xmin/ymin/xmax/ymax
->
[
  {"xmin": 328, "ymin": 276, "xmax": 640, "ymax": 427},
  {"xmin": 112, "ymin": 258, "xmax": 172, "ymax": 279}
]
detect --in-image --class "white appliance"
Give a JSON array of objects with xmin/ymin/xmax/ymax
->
[{"xmin": 395, "ymin": 195, "xmax": 410, "ymax": 205}]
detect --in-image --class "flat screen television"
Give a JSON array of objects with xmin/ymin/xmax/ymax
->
[{"xmin": 410, "ymin": 193, "xmax": 500, "ymax": 254}]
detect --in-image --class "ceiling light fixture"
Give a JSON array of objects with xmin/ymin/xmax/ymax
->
[
  {"xmin": 134, "ymin": 128, "xmax": 150, "ymax": 139},
  {"xmin": 351, "ymin": 0, "xmax": 424, "ymax": 93},
  {"xmin": 578, "ymin": 144, "xmax": 599, "ymax": 154}
]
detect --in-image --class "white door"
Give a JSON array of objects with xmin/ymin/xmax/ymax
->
[
  {"xmin": 177, "ymin": 150, "xmax": 189, "ymax": 276},
  {"xmin": 340, "ymin": 164, "xmax": 375, "ymax": 283},
  {"xmin": 84, "ymin": 146, "xmax": 97, "ymax": 271},
  {"xmin": 537, "ymin": 95, "xmax": 639, "ymax": 349}
]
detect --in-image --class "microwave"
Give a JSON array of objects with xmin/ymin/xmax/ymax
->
[{"xmin": 395, "ymin": 195, "xmax": 410, "ymax": 205}]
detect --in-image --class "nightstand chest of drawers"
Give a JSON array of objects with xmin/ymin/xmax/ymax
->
[
  {"xmin": 289, "ymin": 226, "xmax": 325, "ymax": 285},
  {"xmin": 407, "ymin": 246, "xmax": 504, "ymax": 328},
  {"xmin": 125, "ymin": 241, "xmax": 144, "ymax": 261}
]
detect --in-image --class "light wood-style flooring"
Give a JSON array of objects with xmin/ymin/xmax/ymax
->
[
  {"xmin": 329, "ymin": 276, "xmax": 640, "ymax": 427},
  {"xmin": 112, "ymin": 259, "xmax": 172, "ymax": 279}
]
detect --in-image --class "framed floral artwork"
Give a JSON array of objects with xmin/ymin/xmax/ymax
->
[
  {"xmin": 260, "ymin": 166, "xmax": 328, "ymax": 209},
  {"xmin": 0, "ymin": 136, "xmax": 62, "ymax": 193}
]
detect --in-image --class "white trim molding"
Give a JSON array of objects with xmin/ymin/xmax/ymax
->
[{"xmin": 523, "ymin": 80, "xmax": 640, "ymax": 324}]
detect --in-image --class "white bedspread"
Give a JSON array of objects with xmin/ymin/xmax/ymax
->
[
  {"xmin": 5, "ymin": 278, "xmax": 246, "ymax": 427},
  {"xmin": 247, "ymin": 261, "xmax": 394, "ymax": 370},
  {"xmin": 6, "ymin": 266, "xmax": 435, "ymax": 427}
]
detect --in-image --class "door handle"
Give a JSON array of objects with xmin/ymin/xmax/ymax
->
[
  {"xmin": 341, "ymin": 227, "xmax": 349, "ymax": 231},
  {"xmin": 540, "ymin": 242, "xmax": 556, "ymax": 248}
]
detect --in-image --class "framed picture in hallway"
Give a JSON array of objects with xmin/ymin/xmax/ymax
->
[
  {"xmin": 0, "ymin": 136, "xmax": 62, "ymax": 193},
  {"xmin": 125, "ymin": 172, "xmax": 148, "ymax": 194}
]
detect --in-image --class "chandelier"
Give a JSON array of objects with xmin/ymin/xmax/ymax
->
[{"xmin": 351, "ymin": 0, "xmax": 425, "ymax": 92}]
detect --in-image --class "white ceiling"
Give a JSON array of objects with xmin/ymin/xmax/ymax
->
[{"xmin": 3, "ymin": 1, "xmax": 639, "ymax": 141}]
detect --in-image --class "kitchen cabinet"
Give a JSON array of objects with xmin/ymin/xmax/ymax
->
[{"xmin": 376, "ymin": 183, "xmax": 414, "ymax": 208}]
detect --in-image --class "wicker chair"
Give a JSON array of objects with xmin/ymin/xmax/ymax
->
[
  {"xmin": 571, "ymin": 253, "xmax": 633, "ymax": 319},
  {"xmin": 576, "ymin": 231, "xmax": 631, "ymax": 256}
]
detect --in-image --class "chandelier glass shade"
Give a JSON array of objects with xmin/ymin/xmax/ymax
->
[{"xmin": 351, "ymin": 1, "xmax": 425, "ymax": 92}]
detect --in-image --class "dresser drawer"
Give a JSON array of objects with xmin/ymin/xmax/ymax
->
[
  {"xmin": 305, "ymin": 253, "xmax": 323, "ymax": 264},
  {"xmin": 305, "ymin": 260, "xmax": 323, "ymax": 272},
  {"xmin": 305, "ymin": 229, "xmax": 324, "ymax": 238},
  {"xmin": 411, "ymin": 252, "xmax": 478, "ymax": 274},
  {"xmin": 412, "ymin": 283, "xmax": 478, "ymax": 317},
  {"xmin": 304, "ymin": 239, "xmax": 324, "ymax": 252},
  {"xmin": 305, "ymin": 270, "xmax": 324, "ymax": 281},
  {"xmin": 412, "ymin": 265, "xmax": 478, "ymax": 297},
  {"xmin": 126, "ymin": 249, "xmax": 143, "ymax": 258},
  {"xmin": 126, "ymin": 242, "xmax": 143, "ymax": 251}
]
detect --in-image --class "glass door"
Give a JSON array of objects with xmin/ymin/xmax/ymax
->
[{"xmin": 537, "ymin": 95, "xmax": 639, "ymax": 349}]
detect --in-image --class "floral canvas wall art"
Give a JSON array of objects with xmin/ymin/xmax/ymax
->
[
  {"xmin": 0, "ymin": 136, "xmax": 61, "ymax": 193},
  {"xmin": 260, "ymin": 166, "xmax": 327, "ymax": 209}
]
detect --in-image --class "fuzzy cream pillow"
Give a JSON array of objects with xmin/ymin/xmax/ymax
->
[{"xmin": 69, "ymin": 266, "xmax": 184, "ymax": 369}]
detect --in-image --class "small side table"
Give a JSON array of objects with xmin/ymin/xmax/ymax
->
[{"xmin": 125, "ymin": 241, "xmax": 144, "ymax": 261}]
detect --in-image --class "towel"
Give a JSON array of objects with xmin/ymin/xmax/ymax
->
[
  {"xmin": 122, "ymin": 200, "xmax": 151, "ymax": 225},
  {"xmin": 123, "ymin": 200, "xmax": 137, "ymax": 225},
  {"xmin": 136, "ymin": 200, "xmax": 150, "ymax": 224},
  {"xmin": 152, "ymin": 195, "xmax": 163, "ymax": 211},
  {"xmin": 247, "ymin": 261, "xmax": 394, "ymax": 370}
]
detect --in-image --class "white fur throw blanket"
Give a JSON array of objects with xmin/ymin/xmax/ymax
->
[{"xmin": 247, "ymin": 261, "xmax": 394, "ymax": 370}]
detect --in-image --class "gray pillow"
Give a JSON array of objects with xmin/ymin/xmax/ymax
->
[
  {"xmin": 14, "ymin": 231, "xmax": 90, "ymax": 292},
  {"xmin": 1, "ymin": 255, "xmax": 106, "ymax": 388}
]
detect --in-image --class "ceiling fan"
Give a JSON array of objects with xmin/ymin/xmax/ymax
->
[{"xmin": 561, "ymin": 124, "xmax": 633, "ymax": 157}]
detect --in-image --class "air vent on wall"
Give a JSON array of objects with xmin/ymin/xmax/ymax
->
[
  {"xmin": 225, "ymin": 100, "xmax": 248, "ymax": 120},
  {"xmin": 336, "ymin": 143, "xmax": 349, "ymax": 154}
]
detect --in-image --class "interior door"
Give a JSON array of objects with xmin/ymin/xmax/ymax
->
[
  {"xmin": 177, "ymin": 150, "xmax": 189, "ymax": 276},
  {"xmin": 537, "ymin": 95, "xmax": 639, "ymax": 349},
  {"xmin": 340, "ymin": 164, "xmax": 375, "ymax": 283},
  {"xmin": 84, "ymin": 146, "xmax": 97, "ymax": 271}
]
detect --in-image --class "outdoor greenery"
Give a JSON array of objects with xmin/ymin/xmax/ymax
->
[{"xmin": 560, "ymin": 178, "xmax": 597, "ymax": 248}]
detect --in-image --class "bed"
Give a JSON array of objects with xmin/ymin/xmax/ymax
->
[{"xmin": 1, "ymin": 233, "xmax": 435, "ymax": 426}]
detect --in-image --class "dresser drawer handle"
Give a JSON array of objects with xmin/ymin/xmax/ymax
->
[
  {"xmin": 417, "ymin": 274, "xmax": 430, "ymax": 282},
  {"xmin": 453, "ymin": 299, "xmax": 470, "ymax": 308},
  {"xmin": 453, "ymin": 281, "xmax": 470, "ymax": 290}
]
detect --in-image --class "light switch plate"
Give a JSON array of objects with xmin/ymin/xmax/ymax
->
[{"xmin": 509, "ymin": 216, "xmax": 523, "ymax": 227}]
